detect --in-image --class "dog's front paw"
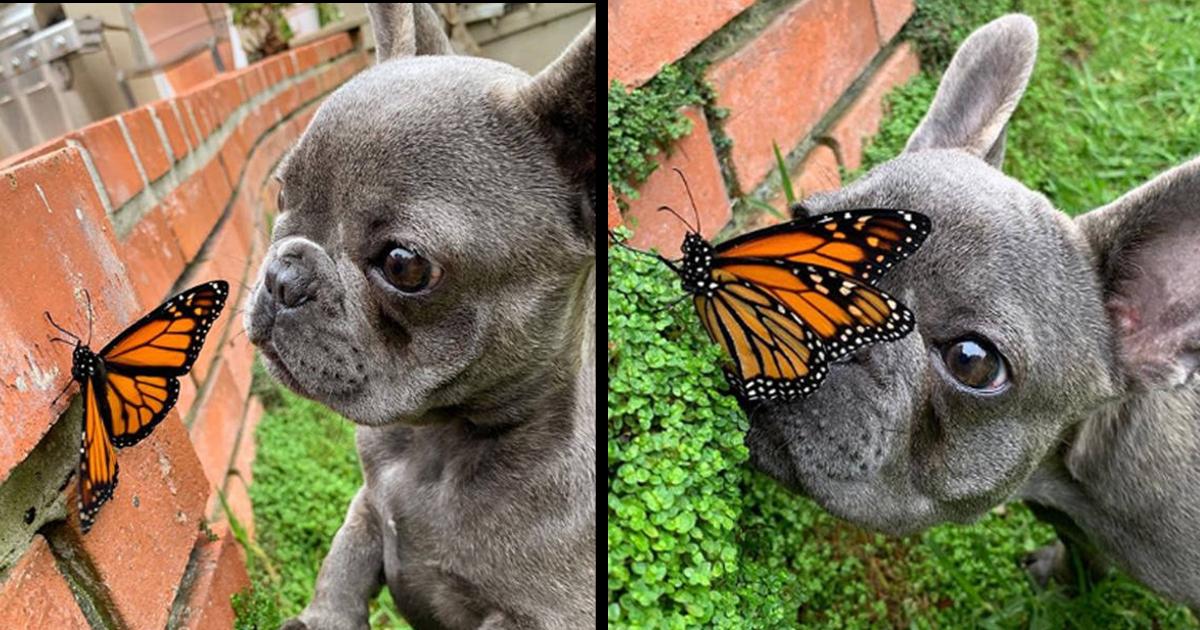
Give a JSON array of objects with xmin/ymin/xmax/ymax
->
[{"xmin": 1021, "ymin": 540, "xmax": 1071, "ymax": 587}]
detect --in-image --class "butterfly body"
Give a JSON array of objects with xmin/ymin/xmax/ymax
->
[
  {"xmin": 55, "ymin": 281, "xmax": 229, "ymax": 532},
  {"xmin": 660, "ymin": 209, "xmax": 931, "ymax": 403}
]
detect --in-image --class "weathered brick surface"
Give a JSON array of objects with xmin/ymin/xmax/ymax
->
[
  {"xmin": 163, "ymin": 158, "xmax": 232, "ymax": 261},
  {"xmin": 708, "ymin": 0, "xmax": 880, "ymax": 192},
  {"xmin": 873, "ymin": 0, "xmax": 916, "ymax": 43},
  {"xmin": 608, "ymin": 0, "xmax": 755, "ymax": 88},
  {"xmin": 828, "ymin": 42, "xmax": 921, "ymax": 171},
  {"xmin": 120, "ymin": 206, "xmax": 190, "ymax": 310},
  {"xmin": 71, "ymin": 412, "xmax": 209, "ymax": 630},
  {"xmin": 149, "ymin": 99, "xmax": 191, "ymax": 162},
  {"xmin": 0, "ymin": 30, "xmax": 365, "ymax": 629},
  {"xmin": 0, "ymin": 147, "xmax": 135, "ymax": 483},
  {"xmin": 189, "ymin": 363, "xmax": 245, "ymax": 489},
  {"xmin": 70, "ymin": 118, "xmax": 145, "ymax": 208},
  {"xmin": 0, "ymin": 536, "xmax": 89, "ymax": 628},
  {"xmin": 121, "ymin": 107, "xmax": 171, "ymax": 182},
  {"xmin": 623, "ymin": 107, "xmax": 730, "ymax": 253}
]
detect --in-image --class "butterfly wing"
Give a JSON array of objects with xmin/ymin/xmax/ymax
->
[
  {"xmin": 713, "ymin": 258, "xmax": 915, "ymax": 362},
  {"xmin": 694, "ymin": 270, "xmax": 829, "ymax": 401},
  {"xmin": 79, "ymin": 373, "xmax": 118, "ymax": 533},
  {"xmin": 714, "ymin": 209, "xmax": 931, "ymax": 285},
  {"xmin": 98, "ymin": 281, "xmax": 228, "ymax": 447}
]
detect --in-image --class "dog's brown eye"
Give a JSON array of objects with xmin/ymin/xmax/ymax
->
[
  {"xmin": 382, "ymin": 247, "xmax": 442, "ymax": 293},
  {"xmin": 941, "ymin": 336, "xmax": 1008, "ymax": 392}
]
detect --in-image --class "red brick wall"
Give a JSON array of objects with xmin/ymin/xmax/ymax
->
[
  {"xmin": 0, "ymin": 33, "xmax": 367, "ymax": 629},
  {"xmin": 609, "ymin": 0, "xmax": 920, "ymax": 252}
]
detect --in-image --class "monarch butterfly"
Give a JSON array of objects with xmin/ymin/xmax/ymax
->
[
  {"xmin": 611, "ymin": 169, "xmax": 930, "ymax": 402},
  {"xmin": 46, "ymin": 280, "xmax": 229, "ymax": 532}
]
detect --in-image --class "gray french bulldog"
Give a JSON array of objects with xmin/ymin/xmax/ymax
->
[
  {"xmin": 746, "ymin": 14, "xmax": 1200, "ymax": 613},
  {"xmin": 243, "ymin": 4, "xmax": 596, "ymax": 629}
]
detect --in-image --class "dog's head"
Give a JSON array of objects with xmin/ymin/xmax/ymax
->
[
  {"xmin": 245, "ymin": 4, "xmax": 595, "ymax": 425},
  {"xmin": 747, "ymin": 14, "xmax": 1200, "ymax": 534}
]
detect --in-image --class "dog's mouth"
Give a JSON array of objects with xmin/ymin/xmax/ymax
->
[{"xmin": 257, "ymin": 342, "xmax": 307, "ymax": 396}]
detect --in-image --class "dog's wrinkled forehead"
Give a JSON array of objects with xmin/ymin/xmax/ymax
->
[
  {"xmin": 275, "ymin": 56, "xmax": 574, "ymax": 256},
  {"xmin": 809, "ymin": 150, "xmax": 1073, "ymax": 284}
]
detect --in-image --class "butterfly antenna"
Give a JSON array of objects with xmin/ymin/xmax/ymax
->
[
  {"xmin": 671, "ymin": 168, "xmax": 703, "ymax": 236},
  {"xmin": 43, "ymin": 312, "xmax": 81, "ymax": 345},
  {"xmin": 83, "ymin": 289, "xmax": 94, "ymax": 347},
  {"xmin": 655, "ymin": 204, "xmax": 697, "ymax": 234}
]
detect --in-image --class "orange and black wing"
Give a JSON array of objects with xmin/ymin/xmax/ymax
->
[
  {"xmin": 713, "ymin": 258, "xmax": 915, "ymax": 362},
  {"xmin": 713, "ymin": 209, "xmax": 930, "ymax": 285},
  {"xmin": 79, "ymin": 374, "xmax": 118, "ymax": 533},
  {"xmin": 693, "ymin": 270, "xmax": 829, "ymax": 401},
  {"xmin": 98, "ymin": 280, "xmax": 228, "ymax": 447}
]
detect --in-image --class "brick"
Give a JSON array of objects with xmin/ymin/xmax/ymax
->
[
  {"xmin": 165, "ymin": 51, "xmax": 219, "ymax": 94},
  {"xmin": 0, "ymin": 147, "xmax": 137, "ymax": 482},
  {"xmin": 607, "ymin": 185, "xmax": 621, "ymax": 230},
  {"xmin": 623, "ymin": 107, "xmax": 730, "ymax": 253},
  {"xmin": 708, "ymin": 0, "xmax": 880, "ymax": 192},
  {"xmin": 608, "ymin": 0, "xmax": 755, "ymax": 88},
  {"xmin": 828, "ymin": 42, "xmax": 921, "ymax": 171},
  {"xmin": 277, "ymin": 55, "xmax": 296, "ymax": 79},
  {"xmin": 178, "ymin": 371, "xmax": 198, "ymax": 421},
  {"xmin": 161, "ymin": 159, "xmax": 230, "ymax": 261},
  {"xmin": 295, "ymin": 44, "xmax": 320, "ymax": 72},
  {"xmin": 69, "ymin": 117, "xmax": 144, "ymax": 208},
  {"xmin": 219, "ymin": 124, "xmax": 249, "ymax": 185},
  {"xmin": 121, "ymin": 108, "xmax": 171, "ymax": 182},
  {"xmin": 190, "ymin": 363, "xmax": 245, "ymax": 488},
  {"xmin": 0, "ymin": 536, "xmax": 89, "ymax": 628},
  {"xmin": 298, "ymin": 75, "xmax": 321, "ymax": 103},
  {"xmin": 70, "ymin": 411, "xmax": 209, "ymax": 630},
  {"xmin": 222, "ymin": 309, "xmax": 257, "ymax": 405},
  {"xmin": 210, "ymin": 395, "xmax": 261, "ymax": 535},
  {"xmin": 120, "ymin": 207, "xmax": 189, "ymax": 310},
  {"xmin": 873, "ymin": 0, "xmax": 915, "ymax": 43},
  {"xmin": 150, "ymin": 99, "xmax": 190, "ymax": 162},
  {"xmin": 176, "ymin": 525, "xmax": 250, "ymax": 630}
]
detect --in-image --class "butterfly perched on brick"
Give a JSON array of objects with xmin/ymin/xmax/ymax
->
[
  {"xmin": 46, "ymin": 281, "xmax": 229, "ymax": 532},
  {"xmin": 611, "ymin": 169, "xmax": 930, "ymax": 402}
]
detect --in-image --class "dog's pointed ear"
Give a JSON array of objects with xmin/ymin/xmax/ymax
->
[
  {"xmin": 368, "ymin": 3, "xmax": 453, "ymax": 62},
  {"xmin": 515, "ymin": 21, "xmax": 596, "ymax": 242},
  {"xmin": 1077, "ymin": 157, "xmax": 1200, "ymax": 389},
  {"xmin": 905, "ymin": 14, "xmax": 1037, "ymax": 169}
]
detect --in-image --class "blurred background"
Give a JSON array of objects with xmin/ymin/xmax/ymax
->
[{"xmin": 0, "ymin": 2, "xmax": 594, "ymax": 161}]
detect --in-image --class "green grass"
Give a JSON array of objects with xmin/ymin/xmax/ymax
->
[
  {"xmin": 233, "ymin": 360, "xmax": 409, "ymax": 629},
  {"xmin": 860, "ymin": 0, "xmax": 1200, "ymax": 216},
  {"xmin": 609, "ymin": 0, "xmax": 1200, "ymax": 627}
]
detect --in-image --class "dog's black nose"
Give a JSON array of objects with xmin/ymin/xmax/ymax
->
[{"xmin": 264, "ymin": 257, "xmax": 313, "ymax": 309}]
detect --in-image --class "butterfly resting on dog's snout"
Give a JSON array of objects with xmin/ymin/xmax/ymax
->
[
  {"xmin": 45, "ymin": 281, "xmax": 229, "ymax": 532},
  {"xmin": 611, "ymin": 169, "xmax": 930, "ymax": 403}
]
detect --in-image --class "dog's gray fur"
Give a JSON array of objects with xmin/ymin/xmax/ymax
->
[
  {"xmin": 243, "ymin": 5, "xmax": 596, "ymax": 628},
  {"xmin": 747, "ymin": 14, "xmax": 1200, "ymax": 611}
]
